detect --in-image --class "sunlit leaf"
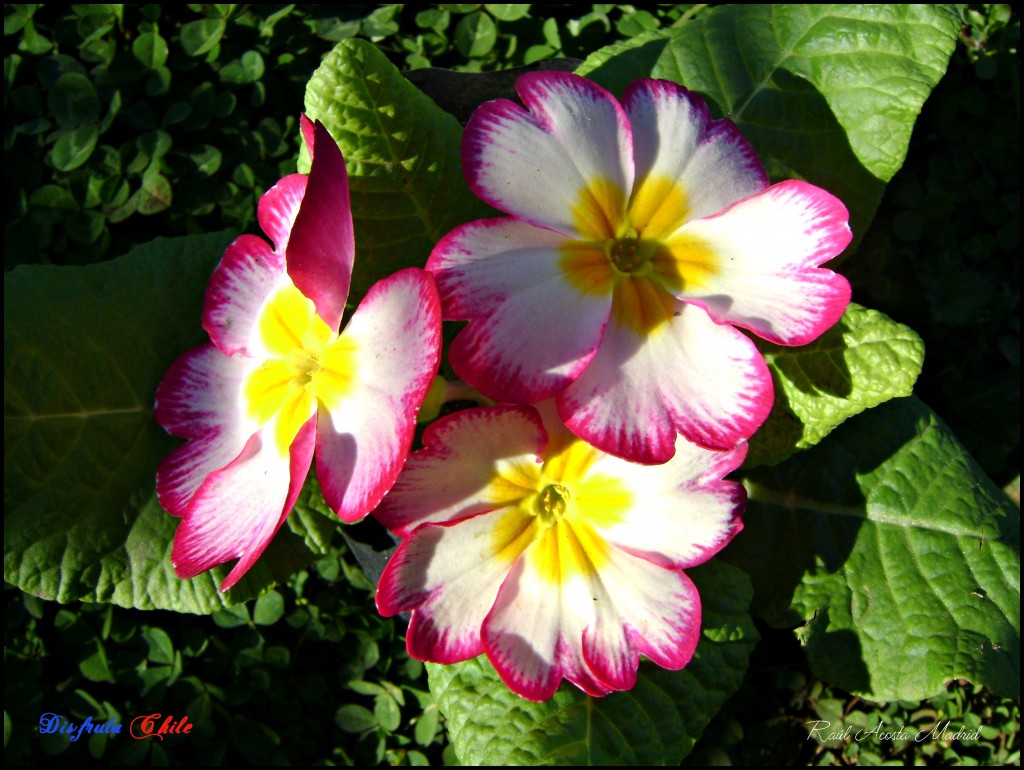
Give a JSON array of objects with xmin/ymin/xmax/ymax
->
[
  {"xmin": 748, "ymin": 303, "xmax": 925, "ymax": 467},
  {"xmin": 727, "ymin": 397, "xmax": 1020, "ymax": 700}
]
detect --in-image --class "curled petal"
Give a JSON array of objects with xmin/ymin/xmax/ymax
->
[
  {"xmin": 315, "ymin": 269, "xmax": 441, "ymax": 521},
  {"xmin": 287, "ymin": 120, "xmax": 354, "ymax": 329},
  {"xmin": 171, "ymin": 417, "xmax": 316, "ymax": 591},
  {"xmin": 559, "ymin": 305, "xmax": 773, "ymax": 462},
  {"xmin": 465, "ymin": 71, "xmax": 633, "ymax": 238},
  {"xmin": 430, "ymin": 218, "xmax": 611, "ymax": 403},
  {"xmin": 675, "ymin": 180, "xmax": 853, "ymax": 345}
]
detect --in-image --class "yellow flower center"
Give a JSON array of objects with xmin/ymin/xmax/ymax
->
[
  {"xmin": 488, "ymin": 434, "xmax": 632, "ymax": 584},
  {"xmin": 559, "ymin": 174, "xmax": 721, "ymax": 335},
  {"xmin": 242, "ymin": 282, "xmax": 357, "ymax": 456}
]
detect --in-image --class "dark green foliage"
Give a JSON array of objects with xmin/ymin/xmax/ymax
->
[{"xmin": 3, "ymin": 536, "xmax": 444, "ymax": 765}]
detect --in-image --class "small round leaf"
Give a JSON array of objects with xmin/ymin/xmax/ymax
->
[
  {"xmin": 455, "ymin": 11, "xmax": 497, "ymax": 58},
  {"xmin": 132, "ymin": 30, "xmax": 169, "ymax": 69},
  {"xmin": 253, "ymin": 590, "xmax": 285, "ymax": 625},
  {"xmin": 48, "ymin": 73, "xmax": 99, "ymax": 127},
  {"xmin": 336, "ymin": 704, "xmax": 376, "ymax": 733},
  {"xmin": 485, "ymin": 4, "xmax": 531, "ymax": 21},
  {"xmin": 50, "ymin": 124, "xmax": 99, "ymax": 171},
  {"xmin": 181, "ymin": 18, "xmax": 226, "ymax": 57}
]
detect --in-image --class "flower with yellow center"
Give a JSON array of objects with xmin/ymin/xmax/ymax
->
[
  {"xmin": 428, "ymin": 72, "xmax": 852, "ymax": 464},
  {"xmin": 156, "ymin": 119, "xmax": 441, "ymax": 591},
  {"xmin": 375, "ymin": 403, "xmax": 747, "ymax": 701}
]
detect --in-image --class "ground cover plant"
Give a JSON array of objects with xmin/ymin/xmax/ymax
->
[{"xmin": 4, "ymin": 4, "xmax": 1019, "ymax": 765}]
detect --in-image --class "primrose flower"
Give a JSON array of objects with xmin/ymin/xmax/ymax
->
[
  {"xmin": 155, "ymin": 118, "xmax": 441, "ymax": 591},
  {"xmin": 428, "ymin": 72, "xmax": 852, "ymax": 464},
  {"xmin": 375, "ymin": 402, "xmax": 746, "ymax": 701}
]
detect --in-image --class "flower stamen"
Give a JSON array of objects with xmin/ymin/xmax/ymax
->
[{"xmin": 534, "ymin": 483, "xmax": 571, "ymax": 522}]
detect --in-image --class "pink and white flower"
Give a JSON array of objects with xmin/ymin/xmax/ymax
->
[
  {"xmin": 428, "ymin": 72, "xmax": 852, "ymax": 464},
  {"xmin": 375, "ymin": 402, "xmax": 746, "ymax": 701},
  {"xmin": 155, "ymin": 119, "xmax": 441, "ymax": 591}
]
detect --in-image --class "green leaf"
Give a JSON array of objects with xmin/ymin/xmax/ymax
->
[
  {"xmin": 48, "ymin": 73, "xmax": 100, "ymax": 128},
  {"xmin": 336, "ymin": 704, "xmax": 377, "ymax": 733},
  {"xmin": 143, "ymin": 626, "xmax": 175, "ymax": 665},
  {"xmin": 485, "ymin": 4, "xmax": 531, "ymax": 22},
  {"xmin": 253, "ymin": 590, "xmax": 285, "ymax": 625},
  {"xmin": 375, "ymin": 694, "xmax": 402, "ymax": 732},
  {"xmin": 414, "ymin": 703, "xmax": 440, "ymax": 746},
  {"xmin": 455, "ymin": 11, "xmax": 498, "ymax": 58},
  {"xmin": 726, "ymin": 397, "xmax": 1020, "ymax": 700},
  {"xmin": 303, "ymin": 39, "xmax": 492, "ymax": 300},
  {"xmin": 180, "ymin": 17, "xmax": 226, "ymax": 57},
  {"xmin": 747, "ymin": 303, "xmax": 925, "ymax": 467},
  {"xmin": 132, "ymin": 30, "xmax": 169, "ymax": 70},
  {"xmin": 578, "ymin": 4, "xmax": 961, "ymax": 245},
  {"xmin": 362, "ymin": 5, "xmax": 401, "ymax": 40},
  {"xmin": 616, "ymin": 10, "xmax": 660, "ymax": 37},
  {"xmin": 429, "ymin": 562, "xmax": 757, "ymax": 765},
  {"xmin": 219, "ymin": 50, "xmax": 264, "ymax": 84},
  {"xmin": 79, "ymin": 639, "xmax": 115, "ymax": 683},
  {"xmin": 213, "ymin": 604, "xmax": 251, "ymax": 629},
  {"xmin": 3, "ymin": 232, "xmax": 331, "ymax": 613},
  {"xmin": 29, "ymin": 184, "xmax": 78, "ymax": 223},
  {"xmin": 50, "ymin": 124, "xmax": 98, "ymax": 171},
  {"xmin": 135, "ymin": 173, "xmax": 172, "ymax": 215}
]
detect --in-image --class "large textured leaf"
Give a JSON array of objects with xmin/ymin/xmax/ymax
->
[
  {"xmin": 428, "ymin": 562, "xmax": 757, "ymax": 765},
  {"xmin": 578, "ymin": 4, "xmax": 961, "ymax": 245},
  {"xmin": 747, "ymin": 303, "xmax": 925, "ymax": 467},
  {"xmin": 3, "ymin": 233, "xmax": 337, "ymax": 612},
  {"xmin": 726, "ymin": 397, "xmax": 1020, "ymax": 701},
  {"xmin": 303, "ymin": 39, "xmax": 492, "ymax": 300}
]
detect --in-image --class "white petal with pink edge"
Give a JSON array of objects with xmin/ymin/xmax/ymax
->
[
  {"xmin": 676, "ymin": 180, "xmax": 853, "ymax": 345},
  {"xmin": 373, "ymin": 406, "xmax": 546, "ymax": 536},
  {"xmin": 581, "ymin": 553, "xmax": 702, "ymax": 686},
  {"xmin": 559, "ymin": 304, "xmax": 773, "ymax": 462},
  {"xmin": 315, "ymin": 269, "xmax": 441, "ymax": 521},
  {"xmin": 377, "ymin": 513, "xmax": 518, "ymax": 663},
  {"xmin": 171, "ymin": 417, "xmax": 316, "ymax": 591},
  {"xmin": 482, "ymin": 556, "xmax": 614, "ymax": 700},
  {"xmin": 464, "ymin": 71, "xmax": 633, "ymax": 237},
  {"xmin": 583, "ymin": 442, "xmax": 746, "ymax": 569},
  {"xmin": 201, "ymin": 234, "xmax": 287, "ymax": 356},
  {"xmin": 257, "ymin": 173, "xmax": 307, "ymax": 256},
  {"xmin": 430, "ymin": 219, "xmax": 612, "ymax": 403},
  {"xmin": 624, "ymin": 79, "xmax": 767, "ymax": 224},
  {"xmin": 154, "ymin": 345, "xmax": 257, "ymax": 516},
  {"xmin": 286, "ymin": 120, "xmax": 354, "ymax": 329}
]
